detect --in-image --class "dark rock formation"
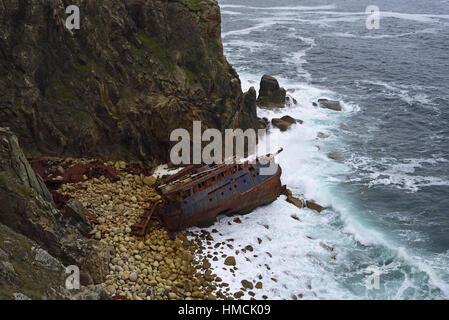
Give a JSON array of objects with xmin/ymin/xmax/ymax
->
[
  {"xmin": 256, "ymin": 75, "xmax": 287, "ymax": 109},
  {"xmin": 257, "ymin": 117, "xmax": 269, "ymax": 130},
  {"xmin": 318, "ymin": 99, "xmax": 342, "ymax": 111},
  {"xmin": 271, "ymin": 115, "xmax": 301, "ymax": 131},
  {"xmin": 0, "ymin": 127, "xmax": 111, "ymax": 289},
  {"xmin": 0, "ymin": 0, "xmax": 258, "ymax": 162}
]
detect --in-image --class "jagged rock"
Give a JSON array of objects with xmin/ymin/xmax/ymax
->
[
  {"xmin": 0, "ymin": 128, "xmax": 110, "ymax": 287},
  {"xmin": 0, "ymin": 248, "xmax": 7, "ymax": 260},
  {"xmin": 256, "ymin": 75, "xmax": 287, "ymax": 109},
  {"xmin": 71, "ymin": 285, "xmax": 110, "ymax": 300},
  {"xmin": 0, "ymin": 222, "xmax": 71, "ymax": 300},
  {"xmin": 286, "ymin": 96, "xmax": 298, "ymax": 105},
  {"xmin": 0, "ymin": 261, "xmax": 16, "ymax": 281},
  {"xmin": 65, "ymin": 199, "xmax": 92, "ymax": 236},
  {"xmin": 65, "ymin": 199, "xmax": 89, "ymax": 225},
  {"xmin": 258, "ymin": 117, "xmax": 269, "ymax": 130},
  {"xmin": 13, "ymin": 293, "xmax": 31, "ymax": 300},
  {"xmin": 78, "ymin": 243, "xmax": 113, "ymax": 286},
  {"xmin": 283, "ymin": 188, "xmax": 303, "ymax": 209},
  {"xmin": 32, "ymin": 247, "xmax": 63, "ymax": 271},
  {"xmin": 283, "ymin": 188, "xmax": 323, "ymax": 213},
  {"xmin": 0, "ymin": 0, "xmax": 257, "ymax": 162},
  {"xmin": 318, "ymin": 99, "xmax": 342, "ymax": 111},
  {"xmin": 305, "ymin": 201, "xmax": 324, "ymax": 213},
  {"xmin": 271, "ymin": 116, "xmax": 301, "ymax": 132}
]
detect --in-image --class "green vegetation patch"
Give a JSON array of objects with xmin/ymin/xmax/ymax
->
[
  {"xmin": 74, "ymin": 111, "xmax": 90, "ymax": 122},
  {"xmin": 0, "ymin": 170, "xmax": 30, "ymax": 196},
  {"xmin": 182, "ymin": 66, "xmax": 197, "ymax": 85},
  {"xmin": 51, "ymin": 80, "xmax": 77, "ymax": 101},
  {"xmin": 136, "ymin": 32, "xmax": 174, "ymax": 70},
  {"xmin": 77, "ymin": 58, "xmax": 93, "ymax": 73},
  {"xmin": 178, "ymin": 0, "xmax": 207, "ymax": 11}
]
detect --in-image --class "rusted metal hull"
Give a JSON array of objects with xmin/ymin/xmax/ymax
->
[{"xmin": 160, "ymin": 165, "xmax": 285, "ymax": 231}]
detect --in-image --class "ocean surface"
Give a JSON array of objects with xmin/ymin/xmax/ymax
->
[{"xmin": 191, "ymin": 0, "xmax": 449, "ymax": 299}]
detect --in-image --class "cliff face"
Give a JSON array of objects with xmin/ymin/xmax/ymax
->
[
  {"xmin": 0, "ymin": 0, "xmax": 258, "ymax": 161},
  {"xmin": 0, "ymin": 128, "xmax": 112, "ymax": 297}
]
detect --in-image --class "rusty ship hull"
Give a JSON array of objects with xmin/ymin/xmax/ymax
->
[
  {"xmin": 132, "ymin": 150, "xmax": 285, "ymax": 236},
  {"xmin": 159, "ymin": 158, "xmax": 285, "ymax": 231}
]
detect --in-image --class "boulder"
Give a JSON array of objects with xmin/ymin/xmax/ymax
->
[
  {"xmin": 318, "ymin": 99, "xmax": 342, "ymax": 111},
  {"xmin": 258, "ymin": 117, "xmax": 269, "ymax": 130},
  {"xmin": 224, "ymin": 256, "xmax": 236, "ymax": 266},
  {"xmin": 271, "ymin": 115, "xmax": 301, "ymax": 131},
  {"xmin": 66, "ymin": 199, "xmax": 89, "ymax": 225},
  {"xmin": 256, "ymin": 75, "xmax": 287, "ymax": 109},
  {"xmin": 306, "ymin": 201, "xmax": 324, "ymax": 213},
  {"xmin": 283, "ymin": 188, "xmax": 303, "ymax": 209}
]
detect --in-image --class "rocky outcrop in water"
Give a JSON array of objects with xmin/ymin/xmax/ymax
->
[
  {"xmin": 0, "ymin": 0, "xmax": 258, "ymax": 162},
  {"xmin": 256, "ymin": 75, "xmax": 287, "ymax": 109},
  {"xmin": 271, "ymin": 115, "xmax": 302, "ymax": 131},
  {"xmin": 318, "ymin": 99, "xmax": 342, "ymax": 111}
]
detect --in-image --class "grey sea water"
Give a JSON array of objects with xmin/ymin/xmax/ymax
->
[{"xmin": 207, "ymin": 0, "xmax": 449, "ymax": 299}]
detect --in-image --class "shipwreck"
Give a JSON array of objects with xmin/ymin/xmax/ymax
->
[{"xmin": 132, "ymin": 149, "xmax": 286, "ymax": 236}]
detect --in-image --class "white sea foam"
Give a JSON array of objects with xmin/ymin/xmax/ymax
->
[
  {"xmin": 220, "ymin": 4, "xmax": 336, "ymax": 11},
  {"xmin": 221, "ymin": 10, "xmax": 243, "ymax": 15},
  {"xmin": 345, "ymin": 155, "xmax": 449, "ymax": 193}
]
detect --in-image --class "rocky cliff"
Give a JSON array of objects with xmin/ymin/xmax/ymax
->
[
  {"xmin": 0, "ymin": 0, "xmax": 258, "ymax": 161},
  {"xmin": 0, "ymin": 127, "xmax": 112, "ymax": 299}
]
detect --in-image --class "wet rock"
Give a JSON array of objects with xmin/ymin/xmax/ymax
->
[
  {"xmin": 32, "ymin": 247, "xmax": 63, "ymax": 271},
  {"xmin": 320, "ymin": 242, "xmax": 334, "ymax": 252},
  {"xmin": 286, "ymin": 96, "xmax": 298, "ymax": 105},
  {"xmin": 317, "ymin": 132, "xmax": 330, "ymax": 139},
  {"xmin": 258, "ymin": 117, "xmax": 270, "ymax": 129},
  {"xmin": 241, "ymin": 280, "xmax": 253, "ymax": 290},
  {"xmin": 255, "ymin": 282, "xmax": 263, "ymax": 289},
  {"xmin": 327, "ymin": 152, "xmax": 341, "ymax": 161},
  {"xmin": 271, "ymin": 115, "xmax": 300, "ymax": 132},
  {"xmin": 283, "ymin": 188, "xmax": 303, "ymax": 209},
  {"xmin": 318, "ymin": 99, "xmax": 342, "ymax": 111},
  {"xmin": 224, "ymin": 256, "xmax": 236, "ymax": 266},
  {"xmin": 256, "ymin": 75, "xmax": 287, "ymax": 109},
  {"xmin": 306, "ymin": 200, "xmax": 324, "ymax": 213}
]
